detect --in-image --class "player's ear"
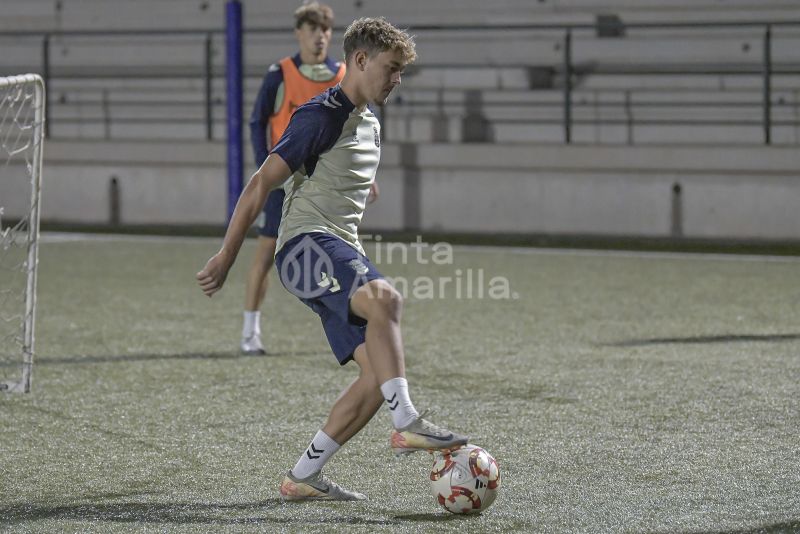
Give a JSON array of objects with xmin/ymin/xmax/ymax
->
[{"xmin": 355, "ymin": 50, "xmax": 368, "ymax": 71}]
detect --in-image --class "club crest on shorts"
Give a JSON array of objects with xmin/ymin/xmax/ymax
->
[
  {"xmin": 373, "ymin": 126, "xmax": 380, "ymax": 147},
  {"xmin": 347, "ymin": 258, "xmax": 370, "ymax": 275}
]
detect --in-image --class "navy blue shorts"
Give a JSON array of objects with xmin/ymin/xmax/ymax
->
[
  {"xmin": 276, "ymin": 232, "xmax": 384, "ymax": 365},
  {"xmin": 259, "ymin": 189, "xmax": 285, "ymax": 238}
]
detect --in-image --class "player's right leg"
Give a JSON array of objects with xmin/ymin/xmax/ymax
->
[
  {"xmin": 349, "ymin": 279, "xmax": 468, "ymax": 455},
  {"xmin": 240, "ymin": 188, "xmax": 284, "ymax": 355}
]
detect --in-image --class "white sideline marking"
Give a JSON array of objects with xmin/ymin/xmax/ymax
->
[
  {"xmin": 39, "ymin": 232, "xmax": 800, "ymax": 264},
  {"xmin": 40, "ymin": 232, "xmax": 215, "ymax": 245},
  {"xmin": 457, "ymin": 245, "xmax": 800, "ymax": 264}
]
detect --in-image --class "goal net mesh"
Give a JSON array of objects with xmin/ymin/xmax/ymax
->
[{"xmin": 1, "ymin": 74, "xmax": 45, "ymax": 393}]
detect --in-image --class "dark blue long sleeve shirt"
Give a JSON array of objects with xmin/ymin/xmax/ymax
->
[{"xmin": 248, "ymin": 54, "xmax": 341, "ymax": 167}]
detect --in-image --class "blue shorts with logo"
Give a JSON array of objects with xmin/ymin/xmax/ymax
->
[
  {"xmin": 259, "ymin": 189, "xmax": 285, "ymax": 238},
  {"xmin": 275, "ymin": 232, "xmax": 384, "ymax": 365}
]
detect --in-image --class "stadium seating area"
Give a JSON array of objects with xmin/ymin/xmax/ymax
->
[
  {"xmin": 2, "ymin": 0, "xmax": 799, "ymax": 145},
  {"xmin": 2, "ymin": 0, "xmax": 799, "ymax": 30},
  {"xmin": 1, "ymin": 1, "xmax": 799, "ymax": 238}
]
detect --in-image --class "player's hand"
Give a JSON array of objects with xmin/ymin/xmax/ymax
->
[
  {"xmin": 196, "ymin": 252, "xmax": 231, "ymax": 297},
  {"xmin": 367, "ymin": 181, "xmax": 380, "ymax": 204}
]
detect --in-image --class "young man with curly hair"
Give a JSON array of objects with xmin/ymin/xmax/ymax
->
[{"xmin": 198, "ymin": 17, "xmax": 467, "ymax": 501}]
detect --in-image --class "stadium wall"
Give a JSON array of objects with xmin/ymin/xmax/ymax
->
[
  {"xmin": 3, "ymin": 140, "xmax": 798, "ymax": 240},
  {"xmin": 2, "ymin": 0, "xmax": 799, "ymax": 31}
]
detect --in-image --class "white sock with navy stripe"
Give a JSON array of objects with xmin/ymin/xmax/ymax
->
[
  {"xmin": 380, "ymin": 377, "xmax": 419, "ymax": 429},
  {"xmin": 291, "ymin": 430, "xmax": 340, "ymax": 479}
]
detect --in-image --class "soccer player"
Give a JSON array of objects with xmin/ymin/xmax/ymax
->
[
  {"xmin": 242, "ymin": 2, "xmax": 350, "ymax": 355},
  {"xmin": 197, "ymin": 17, "xmax": 468, "ymax": 501}
]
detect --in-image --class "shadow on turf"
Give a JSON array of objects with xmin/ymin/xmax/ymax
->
[
  {"xmin": 605, "ymin": 333, "xmax": 800, "ymax": 348},
  {"xmin": 0, "ymin": 499, "xmax": 402, "ymax": 526},
  {"xmin": 393, "ymin": 512, "xmax": 475, "ymax": 522},
  {"xmin": 686, "ymin": 519, "xmax": 800, "ymax": 534},
  {"xmin": 25, "ymin": 350, "xmax": 325, "ymax": 366}
]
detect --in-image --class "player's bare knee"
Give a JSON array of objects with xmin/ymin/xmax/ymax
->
[
  {"xmin": 367, "ymin": 281, "xmax": 403, "ymax": 322},
  {"xmin": 353, "ymin": 280, "xmax": 402, "ymax": 322}
]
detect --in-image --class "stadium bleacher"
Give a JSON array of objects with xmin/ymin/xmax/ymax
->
[
  {"xmin": 2, "ymin": 0, "xmax": 799, "ymax": 144},
  {"xmin": 1, "ymin": 0, "xmax": 798, "ymax": 237}
]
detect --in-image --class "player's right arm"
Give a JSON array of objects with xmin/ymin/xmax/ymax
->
[
  {"xmin": 249, "ymin": 64, "xmax": 282, "ymax": 166},
  {"xmin": 197, "ymin": 102, "xmax": 332, "ymax": 297},
  {"xmin": 196, "ymin": 154, "xmax": 292, "ymax": 297}
]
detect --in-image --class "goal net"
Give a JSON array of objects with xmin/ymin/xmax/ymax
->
[{"xmin": 0, "ymin": 74, "xmax": 45, "ymax": 394}]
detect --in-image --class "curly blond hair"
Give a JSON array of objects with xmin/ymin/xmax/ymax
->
[{"xmin": 343, "ymin": 17, "xmax": 417, "ymax": 64}]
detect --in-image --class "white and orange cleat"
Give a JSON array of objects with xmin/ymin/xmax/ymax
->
[
  {"xmin": 390, "ymin": 411, "xmax": 468, "ymax": 456},
  {"xmin": 279, "ymin": 470, "xmax": 367, "ymax": 502}
]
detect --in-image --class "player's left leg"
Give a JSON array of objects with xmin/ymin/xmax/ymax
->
[{"xmin": 279, "ymin": 343, "xmax": 381, "ymax": 501}]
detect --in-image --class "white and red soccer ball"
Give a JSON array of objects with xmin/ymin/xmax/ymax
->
[{"xmin": 429, "ymin": 444, "xmax": 501, "ymax": 514}]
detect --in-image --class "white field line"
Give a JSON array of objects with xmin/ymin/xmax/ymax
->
[{"xmin": 40, "ymin": 232, "xmax": 800, "ymax": 264}]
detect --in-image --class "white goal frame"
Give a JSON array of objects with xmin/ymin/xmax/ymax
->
[{"xmin": 1, "ymin": 73, "xmax": 45, "ymax": 394}]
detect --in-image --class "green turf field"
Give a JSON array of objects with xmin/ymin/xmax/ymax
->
[{"xmin": 1, "ymin": 234, "xmax": 799, "ymax": 533}]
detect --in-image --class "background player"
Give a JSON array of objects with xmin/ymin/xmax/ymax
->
[{"xmin": 241, "ymin": 1, "xmax": 346, "ymax": 355}]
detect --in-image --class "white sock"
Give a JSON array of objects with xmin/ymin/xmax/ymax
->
[
  {"xmin": 380, "ymin": 377, "xmax": 419, "ymax": 429},
  {"xmin": 291, "ymin": 430, "xmax": 340, "ymax": 479},
  {"xmin": 242, "ymin": 310, "xmax": 260, "ymax": 338}
]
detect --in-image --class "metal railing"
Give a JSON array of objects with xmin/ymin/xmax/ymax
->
[
  {"xmin": 394, "ymin": 21, "xmax": 800, "ymax": 145},
  {"xmin": 1, "ymin": 19, "xmax": 799, "ymax": 145}
]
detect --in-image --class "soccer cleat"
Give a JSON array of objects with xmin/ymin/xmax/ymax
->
[
  {"xmin": 240, "ymin": 333, "xmax": 266, "ymax": 355},
  {"xmin": 279, "ymin": 470, "xmax": 367, "ymax": 501},
  {"xmin": 390, "ymin": 410, "xmax": 469, "ymax": 456}
]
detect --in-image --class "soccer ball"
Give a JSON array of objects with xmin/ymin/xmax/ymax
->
[{"xmin": 429, "ymin": 444, "xmax": 501, "ymax": 514}]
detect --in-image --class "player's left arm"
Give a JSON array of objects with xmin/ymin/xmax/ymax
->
[{"xmin": 196, "ymin": 154, "xmax": 292, "ymax": 297}]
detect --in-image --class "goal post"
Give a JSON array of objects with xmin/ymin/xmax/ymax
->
[{"xmin": 0, "ymin": 73, "xmax": 45, "ymax": 394}]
